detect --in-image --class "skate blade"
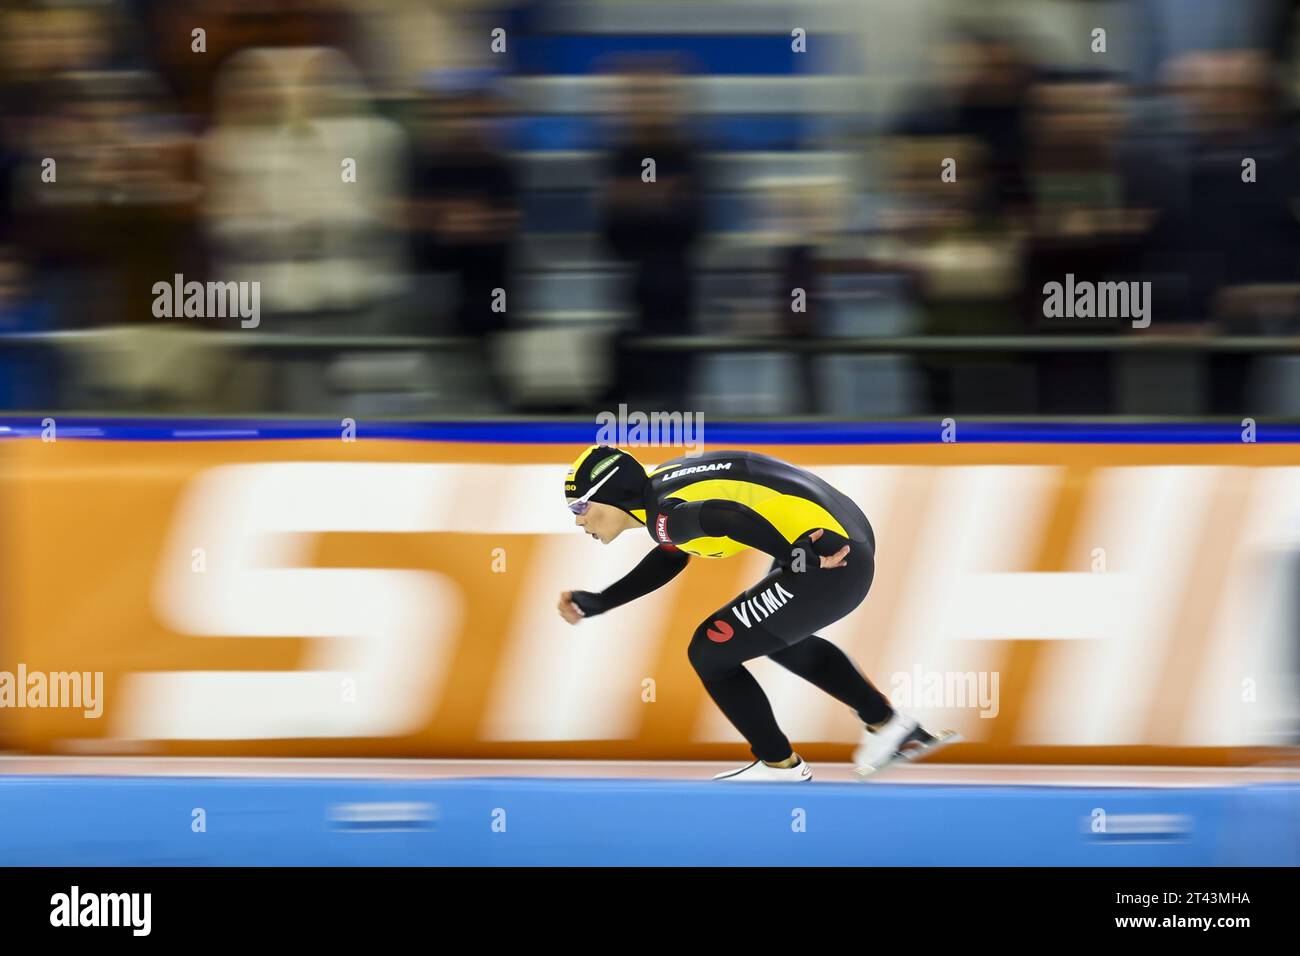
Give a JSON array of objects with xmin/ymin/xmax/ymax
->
[{"xmin": 854, "ymin": 730, "xmax": 963, "ymax": 779}]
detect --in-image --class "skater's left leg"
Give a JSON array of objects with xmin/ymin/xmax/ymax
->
[
  {"xmin": 765, "ymin": 536, "xmax": 892, "ymax": 727},
  {"xmin": 768, "ymin": 636, "xmax": 893, "ymax": 727}
]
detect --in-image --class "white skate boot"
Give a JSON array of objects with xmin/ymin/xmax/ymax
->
[
  {"xmin": 713, "ymin": 755, "xmax": 813, "ymax": 782},
  {"xmin": 853, "ymin": 712, "xmax": 961, "ymax": 778}
]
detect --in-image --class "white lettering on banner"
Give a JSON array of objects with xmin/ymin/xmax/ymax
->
[
  {"xmin": 115, "ymin": 462, "xmax": 657, "ymax": 742},
  {"xmin": 483, "ymin": 531, "xmax": 669, "ymax": 742},
  {"xmin": 107, "ymin": 461, "xmax": 1300, "ymax": 747},
  {"xmin": 1019, "ymin": 467, "xmax": 1217, "ymax": 745},
  {"xmin": 869, "ymin": 466, "xmax": 1061, "ymax": 746},
  {"xmin": 1186, "ymin": 468, "xmax": 1300, "ymax": 746},
  {"xmin": 116, "ymin": 463, "xmax": 485, "ymax": 740}
]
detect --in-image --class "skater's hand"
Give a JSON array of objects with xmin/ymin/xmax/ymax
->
[
  {"xmin": 558, "ymin": 591, "xmax": 586, "ymax": 625},
  {"xmin": 809, "ymin": 529, "xmax": 850, "ymax": 569}
]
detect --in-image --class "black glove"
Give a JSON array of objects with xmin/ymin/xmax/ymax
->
[
  {"xmin": 569, "ymin": 590, "xmax": 607, "ymax": 617},
  {"xmin": 789, "ymin": 529, "xmax": 850, "ymax": 571},
  {"xmin": 810, "ymin": 528, "xmax": 850, "ymax": 557}
]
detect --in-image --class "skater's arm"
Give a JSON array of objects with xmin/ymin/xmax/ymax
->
[
  {"xmin": 662, "ymin": 499, "xmax": 849, "ymax": 566},
  {"xmin": 569, "ymin": 545, "xmax": 690, "ymax": 617},
  {"xmin": 658, "ymin": 498, "xmax": 791, "ymax": 561}
]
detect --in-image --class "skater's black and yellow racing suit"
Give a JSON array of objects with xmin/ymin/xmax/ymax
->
[{"xmin": 570, "ymin": 450, "xmax": 875, "ymax": 624}]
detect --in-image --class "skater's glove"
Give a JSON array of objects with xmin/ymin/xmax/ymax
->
[
  {"xmin": 788, "ymin": 529, "xmax": 850, "ymax": 571},
  {"xmin": 568, "ymin": 590, "xmax": 606, "ymax": 617},
  {"xmin": 809, "ymin": 529, "xmax": 850, "ymax": 557}
]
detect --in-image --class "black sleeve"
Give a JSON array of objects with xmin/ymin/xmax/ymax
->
[
  {"xmin": 665, "ymin": 499, "xmax": 851, "ymax": 566},
  {"xmin": 571, "ymin": 545, "xmax": 691, "ymax": 617},
  {"xmin": 694, "ymin": 499, "xmax": 795, "ymax": 561}
]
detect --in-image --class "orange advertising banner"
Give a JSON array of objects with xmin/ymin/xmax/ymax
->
[{"xmin": 1, "ymin": 428, "xmax": 1298, "ymax": 763}]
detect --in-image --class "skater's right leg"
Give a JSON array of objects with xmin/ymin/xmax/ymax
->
[{"xmin": 687, "ymin": 616, "xmax": 793, "ymax": 763}]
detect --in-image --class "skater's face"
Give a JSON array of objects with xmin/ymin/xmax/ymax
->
[{"xmin": 573, "ymin": 501, "xmax": 628, "ymax": 544}]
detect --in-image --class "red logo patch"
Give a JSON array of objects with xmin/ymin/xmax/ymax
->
[
  {"xmin": 655, "ymin": 513, "xmax": 671, "ymax": 543},
  {"xmin": 705, "ymin": 619, "xmax": 734, "ymax": 643}
]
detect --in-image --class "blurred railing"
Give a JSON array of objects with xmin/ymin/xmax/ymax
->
[
  {"xmin": 628, "ymin": 334, "xmax": 1300, "ymax": 354},
  {"xmin": 3, "ymin": 330, "xmax": 1299, "ymax": 353},
  {"xmin": 3, "ymin": 329, "xmax": 1299, "ymax": 417}
]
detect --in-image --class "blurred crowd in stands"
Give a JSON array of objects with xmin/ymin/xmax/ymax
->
[{"xmin": 3, "ymin": 0, "xmax": 1300, "ymax": 417}]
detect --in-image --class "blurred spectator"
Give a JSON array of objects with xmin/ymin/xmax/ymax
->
[
  {"xmin": 146, "ymin": 0, "xmax": 360, "ymax": 121},
  {"xmin": 870, "ymin": 136, "xmax": 1027, "ymax": 412},
  {"xmin": 1124, "ymin": 48, "xmax": 1300, "ymax": 411},
  {"xmin": 0, "ymin": 247, "xmax": 56, "ymax": 409},
  {"xmin": 201, "ymin": 46, "xmax": 407, "ymax": 321},
  {"xmin": 16, "ymin": 69, "xmax": 201, "ymax": 329},
  {"xmin": 351, "ymin": 0, "xmax": 501, "ymax": 95},
  {"xmin": 762, "ymin": 177, "xmax": 849, "ymax": 414},
  {"xmin": 1130, "ymin": 50, "xmax": 1300, "ymax": 328},
  {"xmin": 0, "ymin": 110, "xmax": 15, "ymax": 251},
  {"xmin": 407, "ymin": 81, "xmax": 519, "ymax": 400},
  {"xmin": 601, "ymin": 59, "xmax": 703, "ymax": 409},
  {"xmin": 899, "ymin": 28, "xmax": 1036, "ymax": 221},
  {"xmin": 1023, "ymin": 73, "xmax": 1146, "ymax": 413},
  {"xmin": 1027, "ymin": 74, "xmax": 1136, "ymax": 242}
]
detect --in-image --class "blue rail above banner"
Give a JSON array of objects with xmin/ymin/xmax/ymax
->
[{"xmin": 2, "ymin": 419, "xmax": 1299, "ymax": 444}]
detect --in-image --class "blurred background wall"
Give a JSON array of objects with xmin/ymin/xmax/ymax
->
[{"xmin": 3, "ymin": 0, "xmax": 1300, "ymax": 420}]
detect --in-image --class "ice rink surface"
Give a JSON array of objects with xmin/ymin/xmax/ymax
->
[{"xmin": 1, "ymin": 757, "xmax": 1297, "ymax": 866}]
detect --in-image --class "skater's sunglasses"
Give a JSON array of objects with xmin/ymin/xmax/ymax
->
[{"xmin": 568, "ymin": 466, "xmax": 620, "ymax": 516}]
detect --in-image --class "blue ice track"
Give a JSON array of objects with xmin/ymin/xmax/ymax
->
[
  {"xmin": 0, "ymin": 776, "xmax": 1296, "ymax": 866},
  {"xmin": 2, "ymin": 418, "xmax": 1300, "ymax": 444}
]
